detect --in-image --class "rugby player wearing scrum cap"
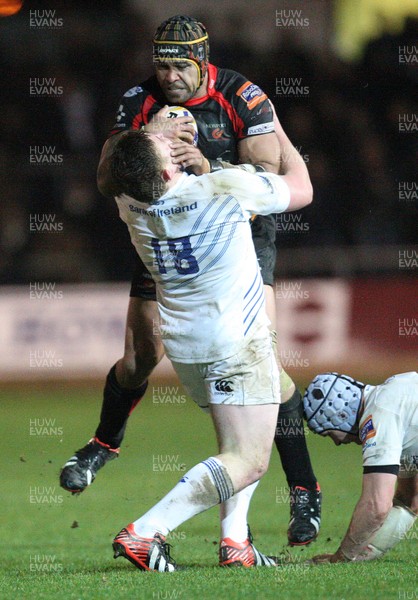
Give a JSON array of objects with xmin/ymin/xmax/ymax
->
[
  {"xmin": 60, "ymin": 14, "xmax": 320, "ymax": 555},
  {"xmin": 304, "ymin": 371, "xmax": 417, "ymax": 563}
]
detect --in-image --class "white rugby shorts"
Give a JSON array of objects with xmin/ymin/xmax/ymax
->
[{"xmin": 171, "ymin": 332, "xmax": 280, "ymax": 412}]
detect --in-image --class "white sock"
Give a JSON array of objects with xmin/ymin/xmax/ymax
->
[
  {"xmin": 133, "ymin": 457, "xmax": 234, "ymax": 538},
  {"xmin": 220, "ymin": 481, "xmax": 259, "ymax": 542}
]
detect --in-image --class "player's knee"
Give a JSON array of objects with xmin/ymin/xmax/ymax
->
[
  {"xmin": 120, "ymin": 347, "xmax": 159, "ymax": 387},
  {"xmin": 241, "ymin": 455, "xmax": 270, "ymax": 487},
  {"xmin": 135, "ymin": 343, "xmax": 162, "ymax": 372},
  {"xmin": 256, "ymin": 456, "xmax": 270, "ymax": 479}
]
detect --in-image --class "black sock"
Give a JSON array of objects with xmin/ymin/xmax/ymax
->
[
  {"xmin": 95, "ymin": 365, "xmax": 148, "ymax": 449},
  {"xmin": 275, "ymin": 388, "xmax": 317, "ymax": 490}
]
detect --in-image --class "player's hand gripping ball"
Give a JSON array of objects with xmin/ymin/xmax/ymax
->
[{"xmin": 166, "ymin": 106, "xmax": 198, "ymax": 146}]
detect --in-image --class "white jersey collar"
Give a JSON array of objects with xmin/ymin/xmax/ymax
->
[{"xmin": 160, "ymin": 172, "xmax": 191, "ymax": 201}]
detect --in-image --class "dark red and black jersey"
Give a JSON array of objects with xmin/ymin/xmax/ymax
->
[{"xmin": 109, "ymin": 63, "xmax": 274, "ymax": 164}]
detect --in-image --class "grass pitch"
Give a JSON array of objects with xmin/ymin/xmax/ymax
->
[{"xmin": 1, "ymin": 382, "xmax": 416, "ymax": 599}]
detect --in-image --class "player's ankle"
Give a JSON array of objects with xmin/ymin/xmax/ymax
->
[{"xmin": 93, "ymin": 437, "xmax": 120, "ymax": 453}]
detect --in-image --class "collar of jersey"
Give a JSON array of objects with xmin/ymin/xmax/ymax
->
[
  {"xmin": 159, "ymin": 172, "xmax": 190, "ymax": 200},
  {"xmin": 362, "ymin": 384, "xmax": 376, "ymax": 402},
  {"xmin": 183, "ymin": 63, "xmax": 217, "ymax": 107}
]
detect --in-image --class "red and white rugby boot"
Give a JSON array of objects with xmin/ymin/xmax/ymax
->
[
  {"xmin": 219, "ymin": 526, "xmax": 278, "ymax": 568},
  {"xmin": 113, "ymin": 523, "xmax": 177, "ymax": 572}
]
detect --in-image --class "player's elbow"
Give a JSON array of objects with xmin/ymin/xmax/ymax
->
[
  {"xmin": 283, "ymin": 170, "xmax": 313, "ymax": 210},
  {"xmin": 294, "ymin": 158, "xmax": 313, "ymax": 207},
  {"xmin": 287, "ymin": 182, "xmax": 313, "ymax": 211},
  {"xmin": 364, "ymin": 497, "xmax": 392, "ymax": 525},
  {"xmin": 374, "ymin": 500, "xmax": 393, "ymax": 523},
  {"xmin": 300, "ymin": 180, "xmax": 313, "ymax": 208}
]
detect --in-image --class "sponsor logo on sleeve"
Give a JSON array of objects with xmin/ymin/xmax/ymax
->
[
  {"xmin": 236, "ymin": 82, "xmax": 267, "ymax": 109},
  {"xmin": 123, "ymin": 86, "xmax": 143, "ymax": 98},
  {"xmin": 116, "ymin": 104, "xmax": 126, "ymax": 122},
  {"xmin": 359, "ymin": 415, "xmax": 376, "ymax": 444},
  {"xmin": 247, "ymin": 122, "xmax": 274, "ymax": 135}
]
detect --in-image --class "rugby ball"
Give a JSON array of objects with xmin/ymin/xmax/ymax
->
[{"xmin": 166, "ymin": 106, "xmax": 198, "ymax": 146}]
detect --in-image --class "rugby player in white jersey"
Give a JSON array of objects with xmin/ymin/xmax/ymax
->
[
  {"xmin": 303, "ymin": 371, "xmax": 417, "ymax": 563},
  {"xmin": 108, "ymin": 118, "xmax": 312, "ymax": 571},
  {"xmin": 61, "ymin": 16, "xmax": 322, "ymax": 549}
]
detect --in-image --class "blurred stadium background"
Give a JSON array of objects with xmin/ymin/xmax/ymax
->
[
  {"xmin": 0, "ymin": 0, "xmax": 416, "ymax": 385},
  {"xmin": 0, "ymin": 3, "xmax": 417, "ymax": 597}
]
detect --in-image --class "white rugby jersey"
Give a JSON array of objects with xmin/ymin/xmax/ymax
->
[
  {"xmin": 116, "ymin": 169, "xmax": 290, "ymax": 363},
  {"xmin": 359, "ymin": 372, "xmax": 418, "ymax": 473}
]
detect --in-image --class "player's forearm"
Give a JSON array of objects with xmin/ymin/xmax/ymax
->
[
  {"xmin": 207, "ymin": 159, "xmax": 265, "ymax": 173},
  {"xmin": 337, "ymin": 498, "xmax": 391, "ymax": 560},
  {"xmin": 206, "ymin": 156, "xmax": 277, "ymax": 174},
  {"xmin": 97, "ymin": 133, "xmax": 124, "ymax": 198}
]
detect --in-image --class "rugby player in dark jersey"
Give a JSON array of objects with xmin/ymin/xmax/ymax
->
[{"xmin": 60, "ymin": 15, "xmax": 321, "ymax": 551}]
